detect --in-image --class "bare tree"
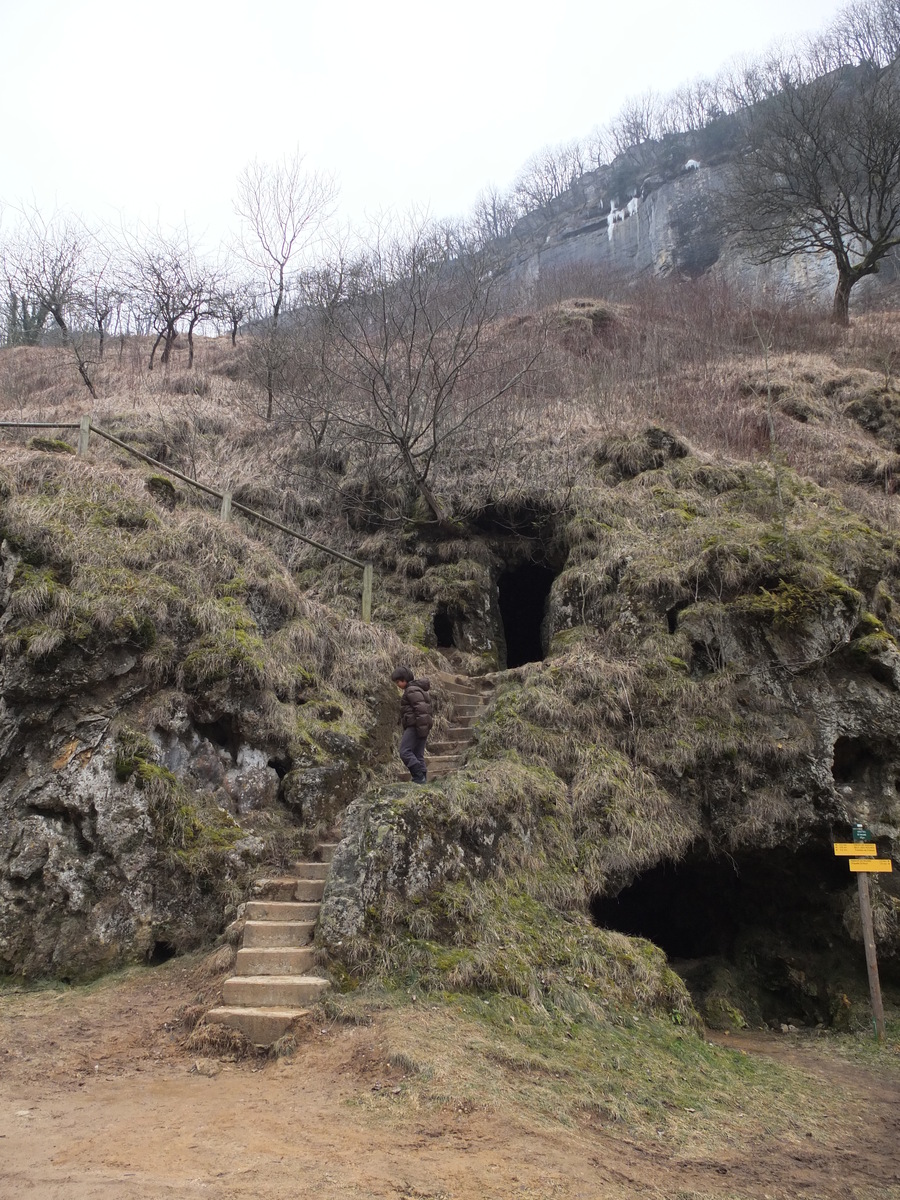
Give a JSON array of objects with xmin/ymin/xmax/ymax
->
[
  {"xmin": 234, "ymin": 151, "xmax": 337, "ymax": 418},
  {"xmin": 310, "ymin": 219, "xmax": 544, "ymax": 527},
  {"xmin": 722, "ymin": 56, "xmax": 900, "ymax": 324},
  {"xmin": 216, "ymin": 269, "xmax": 256, "ymax": 346},
  {"xmin": 84, "ymin": 239, "xmax": 128, "ymax": 359},
  {"xmin": 1, "ymin": 207, "xmax": 99, "ymax": 396},
  {"xmin": 513, "ymin": 140, "xmax": 587, "ymax": 212},
  {"xmin": 126, "ymin": 226, "xmax": 216, "ymax": 369},
  {"xmin": 468, "ymin": 185, "xmax": 522, "ymax": 245},
  {"xmin": 821, "ymin": 0, "xmax": 900, "ymax": 67}
]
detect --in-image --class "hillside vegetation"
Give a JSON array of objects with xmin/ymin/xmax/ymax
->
[{"xmin": 1, "ymin": 277, "xmax": 899, "ymax": 1042}]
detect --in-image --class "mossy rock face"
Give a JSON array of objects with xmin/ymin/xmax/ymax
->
[
  {"xmin": 318, "ymin": 764, "xmax": 698, "ymax": 1025},
  {"xmin": 0, "ymin": 455, "xmax": 418, "ymax": 978},
  {"xmin": 703, "ymin": 995, "xmax": 749, "ymax": 1031}
]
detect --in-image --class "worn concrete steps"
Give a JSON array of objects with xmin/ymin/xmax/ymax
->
[
  {"xmin": 204, "ymin": 850, "xmax": 334, "ymax": 1047},
  {"xmin": 203, "ymin": 1006, "xmax": 313, "ymax": 1046}
]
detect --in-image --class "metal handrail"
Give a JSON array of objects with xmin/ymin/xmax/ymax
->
[{"xmin": 0, "ymin": 417, "xmax": 373, "ymax": 621}]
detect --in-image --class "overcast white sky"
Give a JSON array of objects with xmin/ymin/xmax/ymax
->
[{"xmin": 0, "ymin": 0, "xmax": 850, "ymax": 249}]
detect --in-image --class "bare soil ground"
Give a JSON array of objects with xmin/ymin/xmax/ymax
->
[{"xmin": 2, "ymin": 955, "xmax": 900, "ymax": 1200}]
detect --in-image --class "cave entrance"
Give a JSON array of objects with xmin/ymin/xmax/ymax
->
[
  {"xmin": 148, "ymin": 940, "xmax": 178, "ymax": 966},
  {"xmin": 497, "ymin": 562, "xmax": 556, "ymax": 669},
  {"xmin": 591, "ymin": 848, "xmax": 865, "ymax": 1027},
  {"xmin": 433, "ymin": 609, "xmax": 455, "ymax": 650}
]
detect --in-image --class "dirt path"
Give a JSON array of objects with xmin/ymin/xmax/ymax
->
[{"xmin": 3, "ymin": 959, "xmax": 900, "ymax": 1200}]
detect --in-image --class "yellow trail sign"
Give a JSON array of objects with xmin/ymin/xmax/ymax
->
[
  {"xmin": 834, "ymin": 843, "xmax": 877, "ymax": 855},
  {"xmin": 849, "ymin": 859, "xmax": 893, "ymax": 872}
]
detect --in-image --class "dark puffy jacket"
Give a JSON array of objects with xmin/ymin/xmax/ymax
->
[{"xmin": 400, "ymin": 678, "xmax": 433, "ymax": 735}]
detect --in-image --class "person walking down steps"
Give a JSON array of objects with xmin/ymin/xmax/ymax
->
[{"xmin": 392, "ymin": 666, "xmax": 433, "ymax": 783}]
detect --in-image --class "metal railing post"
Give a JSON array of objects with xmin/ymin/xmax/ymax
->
[{"xmin": 220, "ymin": 490, "xmax": 232, "ymax": 522}]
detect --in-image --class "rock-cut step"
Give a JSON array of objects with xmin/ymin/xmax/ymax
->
[{"xmin": 204, "ymin": 843, "xmax": 338, "ymax": 1047}]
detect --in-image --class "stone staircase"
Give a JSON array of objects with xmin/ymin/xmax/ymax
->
[
  {"xmin": 204, "ymin": 843, "xmax": 338, "ymax": 1046},
  {"xmin": 205, "ymin": 673, "xmax": 495, "ymax": 1046}
]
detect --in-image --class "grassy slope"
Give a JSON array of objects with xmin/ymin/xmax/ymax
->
[{"xmin": 3, "ymin": 287, "xmax": 900, "ymax": 1120}]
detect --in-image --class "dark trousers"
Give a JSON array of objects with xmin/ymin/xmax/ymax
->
[{"xmin": 399, "ymin": 727, "xmax": 427, "ymax": 782}]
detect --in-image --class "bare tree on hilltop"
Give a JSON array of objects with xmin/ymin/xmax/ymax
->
[
  {"xmin": 126, "ymin": 226, "xmax": 217, "ymax": 370},
  {"xmin": 234, "ymin": 151, "xmax": 337, "ymax": 419},
  {"xmin": 722, "ymin": 53, "xmax": 900, "ymax": 324},
  {"xmin": 1, "ymin": 207, "xmax": 99, "ymax": 396},
  {"xmin": 303, "ymin": 219, "xmax": 544, "ymax": 528}
]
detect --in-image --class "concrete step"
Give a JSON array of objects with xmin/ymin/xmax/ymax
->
[
  {"xmin": 318, "ymin": 843, "xmax": 339, "ymax": 863},
  {"xmin": 446, "ymin": 714, "xmax": 477, "ymax": 727},
  {"xmin": 244, "ymin": 900, "xmax": 321, "ymax": 922},
  {"xmin": 223, "ymin": 974, "xmax": 330, "ymax": 1007},
  {"xmin": 236, "ymin": 947, "xmax": 316, "ymax": 976},
  {"xmin": 429, "ymin": 740, "xmax": 470, "ymax": 754},
  {"xmin": 294, "ymin": 878, "xmax": 326, "ymax": 901},
  {"xmin": 242, "ymin": 920, "xmax": 316, "ymax": 948},
  {"xmin": 205, "ymin": 1005, "xmax": 309, "ymax": 1047},
  {"xmin": 252, "ymin": 877, "xmax": 301, "ymax": 901},
  {"xmin": 290, "ymin": 861, "xmax": 330, "ymax": 879},
  {"xmin": 252, "ymin": 877, "xmax": 325, "ymax": 902}
]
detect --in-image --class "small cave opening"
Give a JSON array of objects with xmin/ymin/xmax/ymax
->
[
  {"xmin": 831, "ymin": 736, "xmax": 872, "ymax": 786},
  {"xmin": 196, "ymin": 716, "xmax": 239, "ymax": 761},
  {"xmin": 498, "ymin": 562, "xmax": 557, "ymax": 669},
  {"xmin": 433, "ymin": 609, "xmax": 455, "ymax": 650},
  {"xmin": 665, "ymin": 600, "xmax": 690, "ymax": 634},
  {"xmin": 147, "ymin": 940, "xmax": 178, "ymax": 966},
  {"xmin": 267, "ymin": 756, "xmax": 289, "ymax": 780},
  {"xmin": 591, "ymin": 848, "xmax": 860, "ymax": 1027}
]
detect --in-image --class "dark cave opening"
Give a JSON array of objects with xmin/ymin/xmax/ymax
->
[
  {"xmin": 497, "ymin": 562, "xmax": 557, "ymax": 669},
  {"xmin": 433, "ymin": 609, "xmax": 455, "ymax": 649},
  {"xmin": 148, "ymin": 940, "xmax": 178, "ymax": 966},
  {"xmin": 196, "ymin": 715, "xmax": 239, "ymax": 761},
  {"xmin": 831, "ymin": 736, "xmax": 870, "ymax": 785},
  {"xmin": 591, "ymin": 848, "xmax": 865, "ymax": 1026}
]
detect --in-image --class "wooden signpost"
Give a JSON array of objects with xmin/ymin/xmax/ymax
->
[{"xmin": 834, "ymin": 824, "xmax": 892, "ymax": 1041}]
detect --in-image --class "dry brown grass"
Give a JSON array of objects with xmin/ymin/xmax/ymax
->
[{"xmin": 1, "ymin": 284, "xmax": 898, "ymax": 535}]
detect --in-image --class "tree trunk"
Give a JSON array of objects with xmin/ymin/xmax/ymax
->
[
  {"xmin": 149, "ymin": 332, "xmax": 164, "ymax": 371},
  {"xmin": 161, "ymin": 328, "xmax": 177, "ymax": 366},
  {"xmin": 187, "ymin": 317, "xmax": 200, "ymax": 368},
  {"xmin": 832, "ymin": 273, "xmax": 853, "ymax": 326},
  {"xmin": 398, "ymin": 439, "xmax": 454, "ymax": 529}
]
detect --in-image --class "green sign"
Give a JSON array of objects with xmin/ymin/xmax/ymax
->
[{"xmin": 853, "ymin": 823, "xmax": 872, "ymax": 843}]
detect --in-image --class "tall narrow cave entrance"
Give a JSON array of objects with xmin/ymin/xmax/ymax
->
[
  {"xmin": 591, "ymin": 848, "xmax": 879, "ymax": 1027},
  {"xmin": 497, "ymin": 562, "xmax": 557, "ymax": 669},
  {"xmin": 433, "ymin": 609, "xmax": 455, "ymax": 650}
]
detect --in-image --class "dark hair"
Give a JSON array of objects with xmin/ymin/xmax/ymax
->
[{"xmin": 391, "ymin": 665, "xmax": 414, "ymax": 683}]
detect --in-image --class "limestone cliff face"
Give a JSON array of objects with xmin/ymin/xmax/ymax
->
[{"xmin": 503, "ymin": 163, "xmax": 855, "ymax": 304}]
